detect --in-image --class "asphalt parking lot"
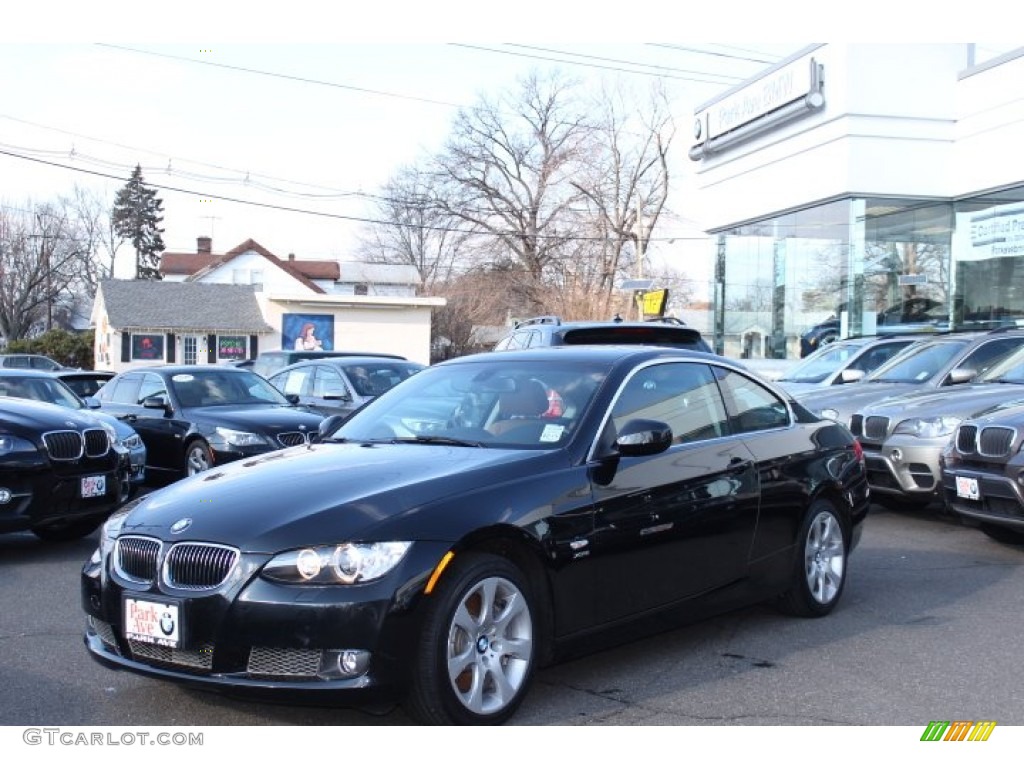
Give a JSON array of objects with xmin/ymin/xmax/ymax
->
[{"xmin": 1, "ymin": 501, "xmax": 1022, "ymax": 726}]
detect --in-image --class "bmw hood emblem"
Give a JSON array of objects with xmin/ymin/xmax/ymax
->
[{"xmin": 170, "ymin": 518, "xmax": 193, "ymax": 534}]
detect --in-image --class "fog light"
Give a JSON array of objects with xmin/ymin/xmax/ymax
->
[
  {"xmin": 318, "ymin": 649, "xmax": 370, "ymax": 680},
  {"xmin": 0, "ymin": 488, "xmax": 10, "ymax": 504},
  {"xmin": 890, "ymin": 448, "xmax": 903, "ymax": 463},
  {"xmin": 1017, "ymin": 471, "xmax": 1024, "ymax": 487}
]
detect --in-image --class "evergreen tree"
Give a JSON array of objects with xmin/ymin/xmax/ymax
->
[{"xmin": 111, "ymin": 164, "xmax": 166, "ymax": 280}]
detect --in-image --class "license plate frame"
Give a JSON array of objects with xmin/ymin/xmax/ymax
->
[
  {"xmin": 123, "ymin": 596, "xmax": 183, "ymax": 648},
  {"xmin": 955, "ymin": 475, "xmax": 980, "ymax": 501},
  {"xmin": 81, "ymin": 474, "xmax": 106, "ymax": 498}
]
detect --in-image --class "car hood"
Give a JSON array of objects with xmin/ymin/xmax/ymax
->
[
  {"xmin": 119, "ymin": 442, "xmax": 559, "ymax": 551},
  {"xmin": 856, "ymin": 382, "xmax": 1024, "ymax": 420},
  {"xmin": 183, "ymin": 404, "xmax": 323, "ymax": 431},
  {"xmin": 0, "ymin": 398, "xmax": 106, "ymax": 434},
  {"xmin": 797, "ymin": 382, "xmax": 921, "ymax": 422},
  {"xmin": 86, "ymin": 408, "xmax": 138, "ymax": 440}
]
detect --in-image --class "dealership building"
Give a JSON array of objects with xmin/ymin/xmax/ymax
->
[{"xmin": 687, "ymin": 43, "xmax": 1024, "ymax": 358}]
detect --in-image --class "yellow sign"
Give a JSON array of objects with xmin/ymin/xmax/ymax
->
[{"xmin": 638, "ymin": 289, "xmax": 668, "ymax": 317}]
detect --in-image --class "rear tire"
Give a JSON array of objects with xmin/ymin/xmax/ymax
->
[
  {"xmin": 405, "ymin": 553, "xmax": 536, "ymax": 725},
  {"xmin": 778, "ymin": 500, "xmax": 848, "ymax": 617}
]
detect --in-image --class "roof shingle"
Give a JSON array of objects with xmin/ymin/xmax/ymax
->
[{"xmin": 98, "ymin": 280, "xmax": 274, "ymax": 333}]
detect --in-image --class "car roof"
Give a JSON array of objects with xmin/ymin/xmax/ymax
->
[
  {"xmin": 272, "ymin": 356, "xmax": 425, "ymax": 372},
  {"xmin": 446, "ymin": 345, "xmax": 725, "ymax": 366},
  {"xmin": 0, "ymin": 369, "xmax": 67, "ymax": 378}
]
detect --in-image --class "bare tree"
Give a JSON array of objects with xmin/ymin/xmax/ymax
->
[
  {"xmin": 434, "ymin": 71, "xmax": 591, "ymax": 301},
  {"xmin": 62, "ymin": 185, "xmax": 125, "ymax": 294},
  {"xmin": 569, "ymin": 81, "xmax": 676, "ymax": 302},
  {"xmin": 357, "ymin": 165, "xmax": 470, "ymax": 291},
  {"xmin": 0, "ymin": 201, "xmax": 86, "ymax": 341}
]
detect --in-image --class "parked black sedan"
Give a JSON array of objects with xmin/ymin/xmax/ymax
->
[
  {"xmin": 92, "ymin": 365, "xmax": 324, "ymax": 484},
  {"xmin": 1, "ymin": 397, "xmax": 129, "ymax": 540},
  {"xmin": 82, "ymin": 347, "xmax": 869, "ymax": 725}
]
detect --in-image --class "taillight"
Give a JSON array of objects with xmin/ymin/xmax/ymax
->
[{"xmin": 852, "ymin": 439, "xmax": 865, "ymax": 464}]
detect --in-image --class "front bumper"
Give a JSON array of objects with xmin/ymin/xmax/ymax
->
[
  {"xmin": 942, "ymin": 464, "xmax": 1024, "ymax": 531},
  {"xmin": 862, "ymin": 435, "xmax": 948, "ymax": 500},
  {"xmin": 81, "ymin": 539, "xmax": 451, "ymax": 704},
  {"xmin": 0, "ymin": 464, "xmax": 127, "ymax": 534}
]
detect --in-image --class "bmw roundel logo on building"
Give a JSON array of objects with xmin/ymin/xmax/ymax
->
[{"xmin": 169, "ymin": 518, "xmax": 193, "ymax": 534}]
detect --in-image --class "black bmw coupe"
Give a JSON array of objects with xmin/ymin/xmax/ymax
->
[{"xmin": 82, "ymin": 347, "xmax": 869, "ymax": 724}]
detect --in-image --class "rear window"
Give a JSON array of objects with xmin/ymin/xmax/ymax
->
[{"xmin": 561, "ymin": 326, "xmax": 709, "ymax": 351}]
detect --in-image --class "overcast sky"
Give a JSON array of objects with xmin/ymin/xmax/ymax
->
[{"xmin": 0, "ymin": 3, "xmax": 1004, "ymax": 281}]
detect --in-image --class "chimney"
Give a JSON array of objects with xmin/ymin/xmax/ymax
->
[
  {"xmin": 197, "ymin": 236, "xmax": 212, "ymax": 254},
  {"xmin": 288, "ymin": 253, "xmax": 296, "ymax": 261}
]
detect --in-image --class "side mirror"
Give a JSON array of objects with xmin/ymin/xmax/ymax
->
[
  {"xmin": 615, "ymin": 419, "xmax": 673, "ymax": 457},
  {"xmin": 322, "ymin": 389, "xmax": 353, "ymax": 402},
  {"xmin": 319, "ymin": 414, "xmax": 347, "ymax": 440},
  {"xmin": 142, "ymin": 395, "xmax": 169, "ymax": 410},
  {"xmin": 83, "ymin": 396, "xmax": 101, "ymax": 409},
  {"xmin": 946, "ymin": 367, "xmax": 977, "ymax": 385},
  {"xmin": 838, "ymin": 369, "xmax": 865, "ymax": 384},
  {"xmin": 285, "ymin": 393, "xmax": 300, "ymax": 405}
]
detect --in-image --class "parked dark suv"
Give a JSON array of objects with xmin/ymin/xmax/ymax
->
[
  {"xmin": 943, "ymin": 401, "xmax": 1024, "ymax": 544},
  {"xmin": 493, "ymin": 316, "xmax": 711, "ymax": 353}
]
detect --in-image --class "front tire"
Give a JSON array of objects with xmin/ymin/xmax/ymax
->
[
  {"xmin": 778, "ymin": 500, "xmax": 848, "ymax": 617},
  {"xmin": 405, "ymin": 553, "xmax": 536, "ymax": 725},
  {"xmin": 184, "ymin": 440, "xmax": 213, "ymax": 476}
]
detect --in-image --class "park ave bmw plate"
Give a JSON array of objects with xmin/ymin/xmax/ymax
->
[{"xmin": 124, "ymin": 596, "xmax": 182, "ymax": 648}]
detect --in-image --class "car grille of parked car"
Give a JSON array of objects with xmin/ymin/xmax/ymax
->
[
  {"xmin": 165, "ymin": 543, "xmax": 239, "ymax": 590},
  {"xmin": 247, "ymin": 647, "xmax": 322, "ymax": 679},
  {"xmin": 42, "ymin": 428, "xmax": 109, "ymax": 460},
  {"xmin": 956, "ymin": 425, "xmax": 1016, "ymax": 457},
  {"xmin": 128, "ymin": 639, "xmax": 215, "ymax": 671},
  {"xmin": 114, "ymin": 536, "xmax": 161, "ymax": 584},
  {"xmin": 114, "ymin": 538, "xmax": 238, "ymax": 590},
  {"xmin": 277, "ymin": 431, "xmax": 312, "ymax": 447},
  {"xmin": 89, "ymin": 613, "xmax": 333, "ymax": 679},
  {"xmin": 862, "ymin": 416, "xmax": 890, "ymax": 441}
]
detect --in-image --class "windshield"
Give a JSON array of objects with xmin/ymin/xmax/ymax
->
[
  {"xmin": 335, "ymin": 360, "xmax": 608, "ymax": 448},
  {"xmin": 978, "ymin": 345, "xmax": 1024, "ymax": 384},
  {"xmin": 0, "ymin": 376, "xmax": 84, "ymax": 409},
  {"xmin": 170, "ymin": 370, "xmax": 292, "ymax": 407},
  {"xmin": 779, "ymin": 341, "xmax": 867, "ymax": 383},
  {"xmin": 865, "ymin": 340, "xmax": 966, "ymax": 384}
]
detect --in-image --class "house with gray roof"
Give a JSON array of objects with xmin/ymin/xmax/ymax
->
[{"xmin": 92, "ymin": 280, "xmax": 275, "ymax": 371}]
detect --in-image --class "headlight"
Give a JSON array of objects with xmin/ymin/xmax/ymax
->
[
  {"xmin": 263, "ymin": 542, "xmax": 412, "ymax": 584},
  {"xmin": 122, "ymin": 434, "xmax": 143, "ymax": 450},
  {"xmin": 214, "ymin": 426, "xmax": 268, "ymax": 447},
  {"xmin": 0, "ymin": 433, "xmax": 35, "ymax": 455},
  {"xmin": 819, "ymin": 408, "xmax": 840, "ymax": 422},
  {"xmin": 893, "ymin": 416, "xmax": 962, "ymax": 439}
]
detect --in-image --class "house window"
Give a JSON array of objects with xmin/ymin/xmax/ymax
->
[
  {"xmin": 250, "ymin": 270, "xmax": 263, "ymax": 292},
  {"xmin": 218, "ymin": 336, "xmax": 247, "ymax": 360},
  {"xmin": 232, "ymin": 268, "xmax": 248, "ymax": 285},
  {"xmin": 354, "ymin": 283, "xmax": 369, "ymax": 296},
  {"xmin": 131, "ymin": 334, "xmax": 164, "ymax": 361}
]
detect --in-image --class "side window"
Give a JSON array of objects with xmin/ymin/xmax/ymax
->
[
  {"xmin": 272, "ymin": 368, "xmax": 312, "ymax": 397},
  {"xmin": 715, "ymin": 367, "xmax": 790, "ymax": 434},
  {"xmin": 954, "ymin": 338, "xmax": 1024, "ymax": 381},
  {"xmin": 137, "ymin": 373, "xmax": 167, "ymax": 403},
  {"xmin": 610, "ymin": 363, "xmax": 729, "ymax": 445},
  {"xmin": 106, "ymin": 374, "xmax": 143, "ymax": 405},
  {"xmin": 312, "ymin": 366, "xmax": 347, "ymax": 398}
]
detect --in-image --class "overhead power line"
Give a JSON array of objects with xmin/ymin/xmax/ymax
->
[{"xmin": 0, "ymin": 147, "xmax": 716, "ymax": 244}]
